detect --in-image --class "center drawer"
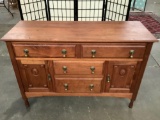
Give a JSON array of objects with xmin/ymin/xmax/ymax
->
[
  {"xmin": 12, "ymin": 43, "xmax": 76, "ymax": 58},
  {"xmin": 54, "ymin": 61, "xmax": 104, "ymax": 75},
  {"xmin": 55, "ymin": 78, "xmax": 102, "ymax": 93}
]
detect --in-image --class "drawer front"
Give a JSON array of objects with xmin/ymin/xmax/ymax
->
[
  {"xmin": 55, "ymin": 78, "xmax": 102, "ymax": 93},
  {"xmin": 12, "ymin": 43, "xmax": 76, "ymax": 58},
  {"xmin": 54, "ymin": 61, "xmax": 104, "ymax": 75},
  {"xmin": 82, "ymin": 44, "xmax": 146, "ymax": 58}
]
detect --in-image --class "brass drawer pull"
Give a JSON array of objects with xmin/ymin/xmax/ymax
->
[
  {"xmin": 90, "ymin": 66, "xmax": 95, "ymax": 74},
  {"xmin": 62, "ymin": 66, "xmax": 67, "ymax": 73},
  {"xmin": 129, "ymin": 50, "xmax": 135, "ymax": 58},
  {"xmin": 23, "ymin": 49, "xmax": 29, "ymax": 57},
  {"xmin": 89, "ymin": 84, "xmax": 94, "ymax": 91},
  {"xmin": 64, "ymin": 83, "xmax": 68, "ymax": 91},
  {"xmin": 107, "ymin": 74, "xmax": 110, "ymax": 83},
  {"xmin": 62, "ymin": 49, "xmax": 67, "ymax": 57},
  {"xmin": 91, "ymin": 50, "xmax": 96, "ymax": 58}
]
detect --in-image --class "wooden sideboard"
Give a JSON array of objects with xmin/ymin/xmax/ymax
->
[{"xmin": 1, "ymin": 21, "xmax": 158, "ymax": 108}]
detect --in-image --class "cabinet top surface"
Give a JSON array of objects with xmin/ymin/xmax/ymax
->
[{"xmin": 1, "ymin": 21, "xmax": 158, "ymax": 42}]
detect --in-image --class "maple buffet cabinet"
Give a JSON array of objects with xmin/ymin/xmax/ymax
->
[{"xmin": 1, "ymin": 21, "xmax": 157, "ymax": 108}]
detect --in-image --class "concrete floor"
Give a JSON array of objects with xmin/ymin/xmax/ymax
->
[
  {"xmin": 145, "ymin": 0, "xmax": 160, "ymax": 16},
  {"xmin": 0, "ymin": 1, "xmax": 160, "ymax": 120}
]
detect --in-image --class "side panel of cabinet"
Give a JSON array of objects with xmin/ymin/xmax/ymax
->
[
  {"xmin": 105, "ymin": 61, "xmax": 139, "ymax": 93},
  {"xmin": 18, "ymin": 60, "xmax": 53, "ymax": 92}
]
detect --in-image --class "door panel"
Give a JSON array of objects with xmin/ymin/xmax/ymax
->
[
  {"xmin": 18, "ymin": 60, "xmax": 53, "ymax": 92},
  {"xmin": 105, "ymin": 61, "xmax": 138, "ymax": 93}
]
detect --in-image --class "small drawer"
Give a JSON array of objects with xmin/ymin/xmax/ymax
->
[
  {"xmin": 12, "ymin": 43, "xmax": 76, "ymax": 58},
  {"xmin": 55, "ymin": 78, "xmax": 102, "ymax": 93},
  {"xmin": 82, "ymin": 44, "xmax": 146, "ymax": 58},
  {"xmin": 54, "ymin": 61, "xmax": 104, "ymax": 75}
]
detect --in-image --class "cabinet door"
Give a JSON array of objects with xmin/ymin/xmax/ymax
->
[
  {"xmin": 105, "ymin": 61, "xmax": 140, "ymax": 93},
  {"xmin": 18, "ymin": 60, "xmax": 53, "ymax": 92}
]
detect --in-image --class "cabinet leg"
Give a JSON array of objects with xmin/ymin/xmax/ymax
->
[
  {"xmin": 128, "ymin": 100, "xmax": 134, "ymax": 108},
  {"xmin": 24, "ymin": 99, "xmax": 30, "ymax": 108}
]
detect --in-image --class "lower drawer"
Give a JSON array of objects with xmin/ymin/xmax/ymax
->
[{"xmin": 55, "ymin": 78, "xmax": 102, "ymax": 93}]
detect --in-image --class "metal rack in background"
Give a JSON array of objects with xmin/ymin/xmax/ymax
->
[
  {"xmin": 131, "ymin": 0, "xmax": 148, "ymax": 11},
  {"xmin": 47, "ymin": 0, "xmax": 75, "ymax": 21},
  {"xmin": 17, "ymin": 0, "xmax": 48, "ymax": 20},
  {"xmin": 0, "ymin": 0, "xmax": 14, "ymax": 16},
  {"xmin": 77, "ymin": 0, "xmax": 105, "ymax": 21},
  {"xmin": 47, "ymin": 0, "xmax": 105, "ymax": 21},
  {"xmin": 104, "ymin": 0, "xmax": 132, "ymax": 21},
  {"xmin": 18, "ymin": 0, "xmax": 132, "ymax": 21}
]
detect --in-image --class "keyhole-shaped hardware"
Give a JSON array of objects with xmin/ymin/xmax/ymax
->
[
  {"xmin": 64, "ymin": 83, "xmax": 68, "ymax": 91},
  {"xmin": 48, "ymin": 74, "xmax": 52, "ymax": 81},
  {"xmin": 91, "ymin": 50, "xmax": 96, "ymax": 58},
  {"xmin": 62, "ymin": 66, "xmax": 67, "ymax": 73},
  {"xmin": 62, "ymin": 49, "xmax": 67, "ymax": 58},
  {"xmin": 90, "ymin": 66, "xmax": 95, "ymax": 74},
  {"xmin": 107, "ymin": 74, "xmax": 110, "ymax": 83},
  {"xmin": 23, "ymin": 49, "xmax": 29, "ymax": 57},
  {"xmin": 89, "ymin": 84, "xmax": 94, "ymax": 91},
  {"xmin": 129, "ymin": 50, "xmax": 135, "ymax": 58}
]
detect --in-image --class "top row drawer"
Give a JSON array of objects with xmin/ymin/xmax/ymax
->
[
  {"xmin": 12, "ymin": 43, "xmax": 76, "ymax": 58},
  {"xmin": 82, "ymin": 44, "xmax": 146, "ymax": 58},
  {"xmin": 12, "ymin": 43, "xmax": 146, "ymax": 58}
]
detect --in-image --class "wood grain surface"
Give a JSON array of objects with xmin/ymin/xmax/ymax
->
[
  {"xmin": 12, "ymin": 43, "xmax": 76, "ymax": 57},
  {"xmin": 1, "ymin": 21, "xmax": 157, "ymax": 108},
  {"xmin": 82, "ymin": 43, "xmax": 146, "ymax": 58},
  {"xmin": 55, "ymin": 78, "xmax": 102, "ymax": 93},
  {"xmin": 1, "ymin": 21, "xmax": 158, "ymax": 42},
  {"xmin": 54, "ymin": 60, "xmax": 104, "ymax": 75}
]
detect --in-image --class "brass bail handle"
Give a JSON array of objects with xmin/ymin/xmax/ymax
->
[
  {"xmin": 89, "ymin": 84, "xmax": 94, "ymax": 91},
  {"xmin": 62, "ymin": 66, "xmax": 67, "ymax": 73},
  {"xmin": 90, "ymin": 66, "xmax": 95, "ymax": 74},
  {"xmin": 64, "ymin": 83, "xmax": 68, "ymax": 91},
  {"xmin": 23, "ymin": 49, "xmax": 29, "ymax": 57},
  {"xmin": 62, "ymin": 49, "xmax": 67, "ymax": 58},
  {"xmin": 129, "ymin": 50, "xmax": 135, "ymax": 58},
  {"xmin": 91, "ymin": 50, "xmax": 96, "ymax": 58}
]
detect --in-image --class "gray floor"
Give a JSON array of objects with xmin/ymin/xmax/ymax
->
[
  {"xmin": 0, "ymin": 1, "xmax": 160, "ymax": 120},
  {"xmin": 145, "ymin": 0, "xmax": 160, "ymax": 16}
]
